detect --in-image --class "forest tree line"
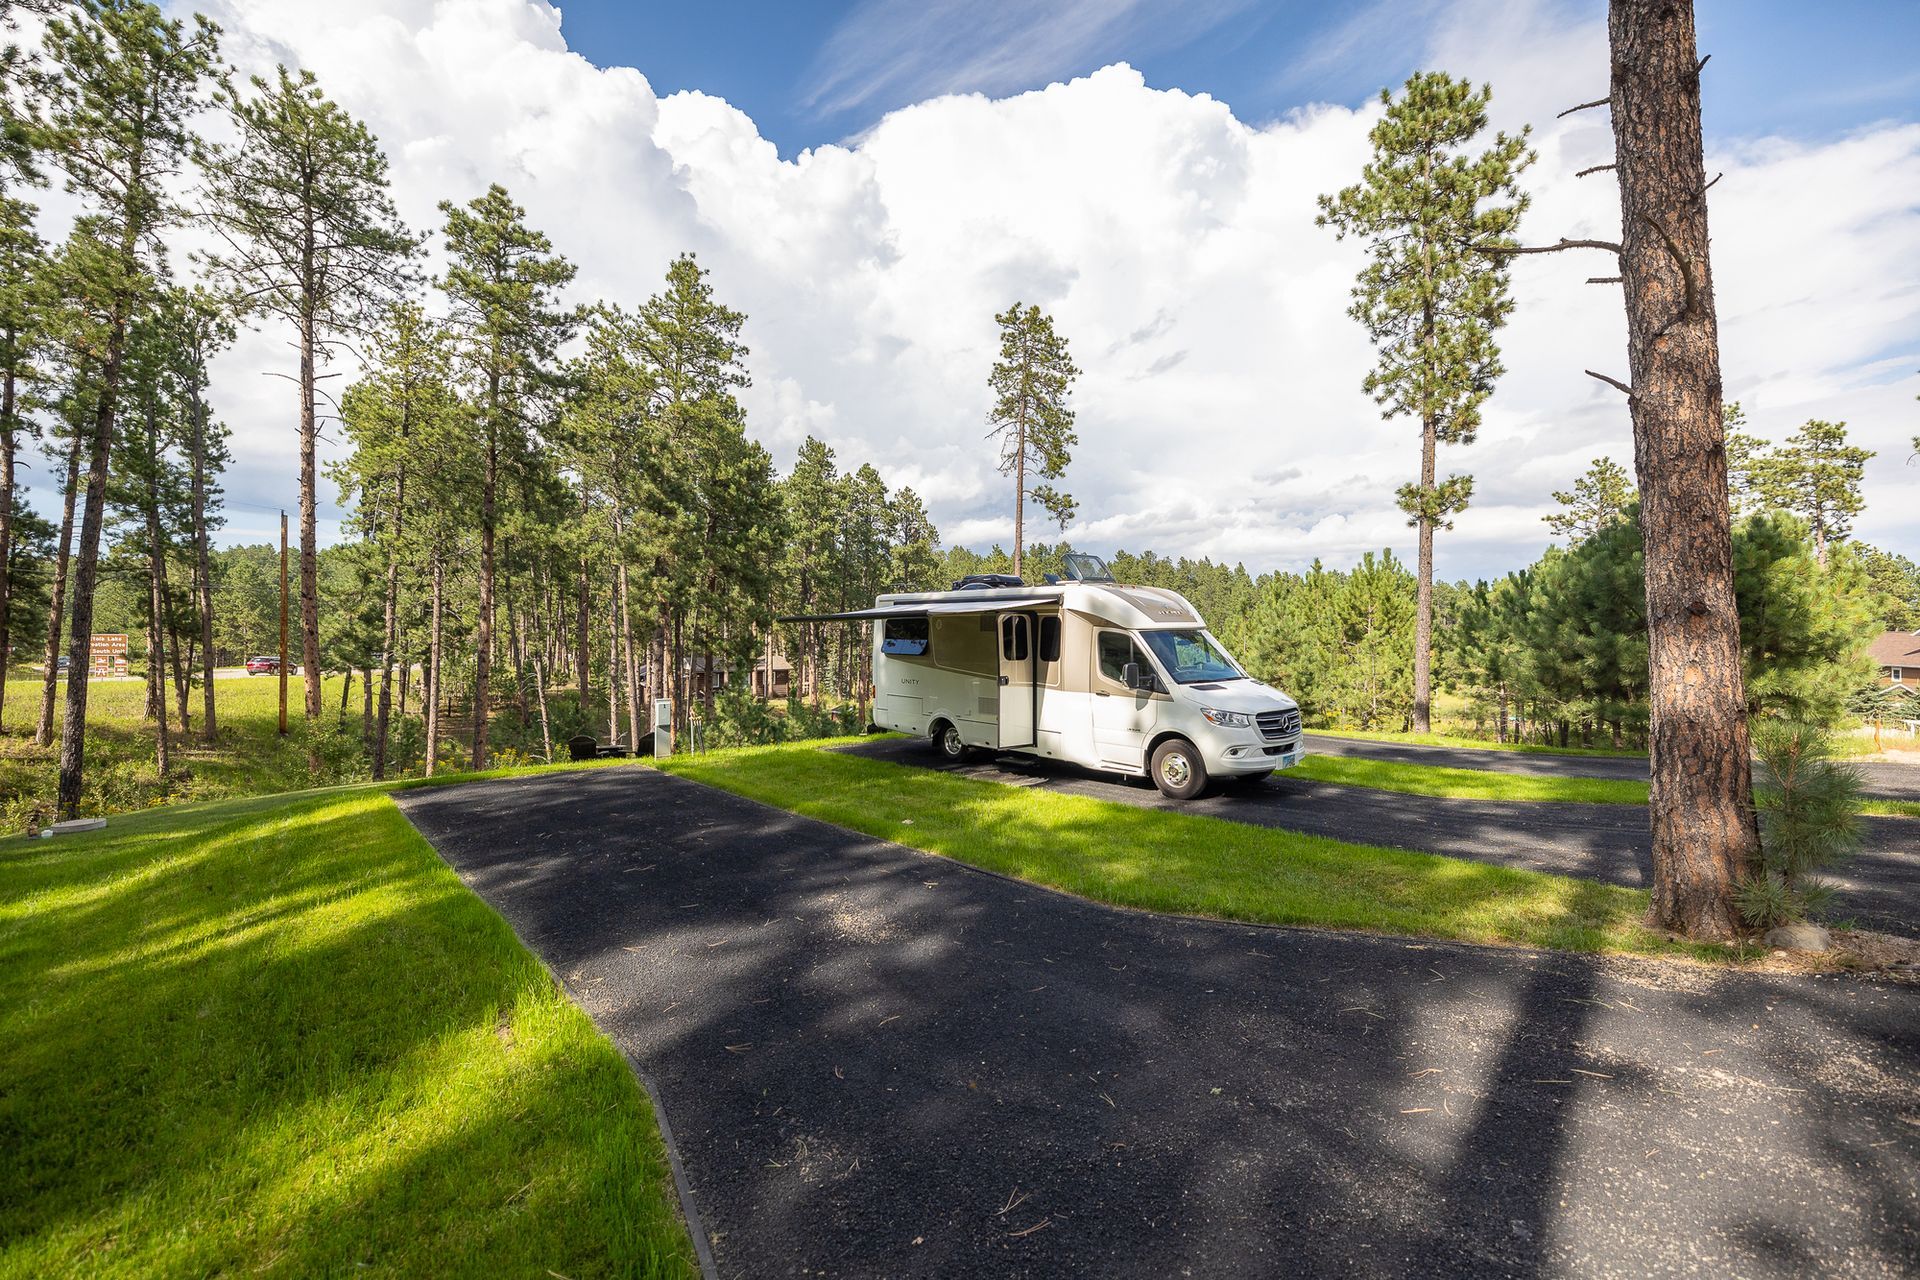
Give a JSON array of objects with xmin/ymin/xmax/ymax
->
[{"xmin": 0, "ymin": 2, "xmax": 1909, "ymax": 821}]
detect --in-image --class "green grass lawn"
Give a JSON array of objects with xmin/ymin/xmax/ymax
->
[
  {"xmin": 655, "ymin": 742, "xmax": 1735, "ymax": 962},
  {"xmin": 0, "ymin": 771, "xmax": 696, "ymax": 1279},
  {"xmin": 1290, "ymin": 753, "xmax": 1649, "ymax": 804},
  {"xmin": 0, "ymin": 674, "xmax": 370, "ymax": 829},
  {"xmin": 1304, "ymin": 726, "xmax": 1648, "ymax": 758},
  {"xmin": 1288, "ymin": 752, "xmax": 1920, "ymax": 818}
]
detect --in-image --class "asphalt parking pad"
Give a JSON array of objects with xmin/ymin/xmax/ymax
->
[{"xmin": 396, "ymin": 767, "xmax": 1920, "ymax": 1278}]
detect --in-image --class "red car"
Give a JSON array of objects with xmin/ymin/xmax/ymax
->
[{"xmin": 245, "ymin": 655, "xmax": 281, "ymax": 675}]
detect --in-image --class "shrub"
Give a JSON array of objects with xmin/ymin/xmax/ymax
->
[{"xmin": 1736, "ymin": 720, "xmax": 1864, "ymax": 929}]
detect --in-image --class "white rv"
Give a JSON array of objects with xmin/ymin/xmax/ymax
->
[{"xmin": 796, "ymin": 554, "xmax": 1303, "ymax": 799}]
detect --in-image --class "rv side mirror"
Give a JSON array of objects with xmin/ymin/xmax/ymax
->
[{"xmin": 1123, "ymin": 661, "xmax": 1146, "ymax": 692}]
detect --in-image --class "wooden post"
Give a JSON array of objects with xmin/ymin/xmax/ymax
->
[{"xmin": 278, "ymin": 510, "xmax": 289, "ymax": 736}]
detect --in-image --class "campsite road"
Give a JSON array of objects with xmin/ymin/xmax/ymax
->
[
  {"xmin": 1306, "ymin": 733, "xmax": 1920, "ymax": 803},
  {"xmin": 395, "ymin": 768, "xmax": 1918, "ymax": 1279},
  {"xmin": 842, "ymin": 738, "xmax": 1920, "ymax": 938}
]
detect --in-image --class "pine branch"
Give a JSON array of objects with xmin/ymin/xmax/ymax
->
[
  {"xmin": 1584, "ymin": 369, "xmax": 1632, "ymax": 396},
  {"xmin": 1557, "ymin": 96, "xmax": 1609, "ymax": 119}
]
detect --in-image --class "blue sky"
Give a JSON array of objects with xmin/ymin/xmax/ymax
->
[{"xmin": 557, "ymin": 0, "xmax": 1920, "ymax": 158}]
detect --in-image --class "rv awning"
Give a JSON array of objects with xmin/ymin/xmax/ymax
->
[{"xmin": 781, "ymin": 596, "xmax": 1057, "ymax": 623}]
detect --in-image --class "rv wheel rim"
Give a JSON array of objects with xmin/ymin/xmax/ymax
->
[
  {"xmin": 1161, "ymin": 753, "xmax": 1191, "ymax": 787},
  {"xmin": 942, "ymin": 727, "xmax": 963, "ymax": 756}
]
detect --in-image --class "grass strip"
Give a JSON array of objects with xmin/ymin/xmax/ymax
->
[
  {"xmin": 0, "ymin": 778, "xmax": 696, "ymax": 1279},
  {"xmin": 655, "ymin": 742, "xmax": 1730, "ymax": 962},
  {"xmin": 1289, "ymin": 754, "xmax": 1649, "ymax": 804},
  {"xmin": 1303, "ymin": 727, "xmax": 1647, "ymax": 758},
  {"xmin": 1289, "ymin": 753, "xmax": 1917, "ymax": 819}
]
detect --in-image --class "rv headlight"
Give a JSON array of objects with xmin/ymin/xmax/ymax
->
[{"xmin": 1200, "ymin": 708, "xmax": 1255, "ymax": 728}]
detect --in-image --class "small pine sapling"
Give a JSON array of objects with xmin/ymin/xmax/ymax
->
[{"xmin": 1736, "ymin": 720, "xmax": 1863, "ymax": 930}]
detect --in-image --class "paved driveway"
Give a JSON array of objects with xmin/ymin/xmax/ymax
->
[
  {"xmin": 843, "ymin": 739, "xmax": 1920, "ymax": 937},
  {"xmin": 396, "ymin": 769, "xmax": 1919, "ymax": 1279}
]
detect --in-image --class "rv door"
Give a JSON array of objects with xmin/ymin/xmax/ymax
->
[{"xmin": 997, "ymin": 612, "xmax": 1035, "ymax": 748}]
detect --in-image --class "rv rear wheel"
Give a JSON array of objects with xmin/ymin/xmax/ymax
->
[
  {"xmin": 1150, "ymin": 737, "xmax": 1209, "ymax": 801},
  {"xmin": 932, "ymin": 722, "xmax": 972, "ymax": 763}
]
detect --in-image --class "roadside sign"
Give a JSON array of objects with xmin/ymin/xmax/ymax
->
[{"xmin": 89, "ymin": 634, "xmax": 129, "ymax": 678}]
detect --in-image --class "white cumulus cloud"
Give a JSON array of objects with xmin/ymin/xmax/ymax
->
[{"xmin": 28, "ymin": 0, "xmax": 1912, "ymax": 578}]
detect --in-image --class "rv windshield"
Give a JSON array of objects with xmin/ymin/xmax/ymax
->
[{"xmin": 1139, "ymin": 629, "xmax": 1243, "ymax": 685}]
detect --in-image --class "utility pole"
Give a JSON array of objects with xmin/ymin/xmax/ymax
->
[{"xmin": 279, "ymin": 509, "xmax": 289, "ymax": 736}]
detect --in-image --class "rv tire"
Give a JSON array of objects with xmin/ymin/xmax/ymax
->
[
  {"xmin": 931, "ymin": 721, "xmax": 972, "ymax": 763},
  {"xmin": 1149, "ymin": 737, "xmax": 1209, "ymax": 801}
]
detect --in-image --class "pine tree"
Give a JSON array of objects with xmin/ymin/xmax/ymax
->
[
  {"xmin": 438, "ymin": 185, "xmax": 577, "ymax": 770},
  {"xmin": 0, "ymin": 0, "xmax": 61, "ymax": 189},
  {"xmin": 42, "ymin": 0, "xmax": 216, "ymax": 817},
  {"xmin": 1742, "ymin": 419, "xmax": 1872, "ymax": 567},
  {"xmin": 985, "ymin": 302, "xmax": 1078, "ymax": 580},
  {"xmin": 199, "ymin": 65, "xmax": 418, "ymax": 735},
  {"xmin": 1601, "ymin": 0, "xmax": 1760, "ymax": 939},
  {"xmin": 0, "ymin": 192, "xmax": 46, "ymax": 726},
  {"xmin": 778, "ymin": 436, "xmax": 842, "ymax": 708},
  {"xmin": 338, "ymin": 301, "xmax": 458, "ymax": 777},
  {"xmin": 1317, "ymin": 72, "xmax": 1533, "ymax": 735},
  {"xmin": 1544, "ymin": 457, "xmax": 1633, "ymax": 543}
]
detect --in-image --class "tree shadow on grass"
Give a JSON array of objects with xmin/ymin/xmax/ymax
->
[{"xmin": 0, "ymin": 792, "xmax": 696, "ymax": 1277}]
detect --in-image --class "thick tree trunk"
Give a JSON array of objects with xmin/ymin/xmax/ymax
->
[
  {"xmin": 37, "ymin": 428, "xmax": 82, "ymax": 747},
  {"xmin": 426, "ymin": 555, "xmax": 444, "ymax": 776},
  {"xmin": 298, "ymin": 304, "xmax": 323, "ymax": 727},
  {"xmin": 1609, "ymin": 0, "xmax": 1759, "ymax": 941},
  {"xmin": 58, "ymin": 323, "xmax": 129, "ymax": 816}
]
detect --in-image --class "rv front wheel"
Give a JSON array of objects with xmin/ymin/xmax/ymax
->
[
  {"xmin": 1150, "ymin": 738, "xmax": 1209, "ymax": 801},
  {"xmin": 932, "ymin": 722, "xmax": 971, "ymax": 763}
]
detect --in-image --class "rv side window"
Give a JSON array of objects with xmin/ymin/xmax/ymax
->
[
  {"xmin": 881, "ymin": 617, "xmax": 929, "ymax": 656},
  {"xmin": 1097, "ymin": 631, "xmax": 1142, "ymax": 684},
  {"xmin": 1000, "ymin": 615, "xmax": 1030, "ymax": 661},
  {"xmin": 1037, "ymin": 616, "xmax": 1061, "ymax": 663}
]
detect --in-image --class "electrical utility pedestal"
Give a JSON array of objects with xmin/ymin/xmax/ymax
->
[{"xmin": 653, "ymin": 699, "xmax": 673, "ymax": 758}]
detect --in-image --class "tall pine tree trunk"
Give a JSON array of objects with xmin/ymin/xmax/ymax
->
[
  {"xmin": 529, "ymin": 597, "xmax": 553, "ymax": 761},
  {"xmin": 373, "ymin": 520, "xmax": 403, "ymax": 780},
  {"xmin": 425, "ymin": 555, "xmax": 443, "ymax": 777},
  {"xmin": 617, "ymin": 567, "xmax": 641, "ymax": 751},
  {"xmin": 191, "ymin": 391, "xmax": 217, "ymax": 741},
  {"xmin": 36, "ymin": 427, "xmax": 82, "ymax": 747},
  {"xmin": 57, "ymin": 305, "xmax": 132, "ymax": 816},
  {"xmin": 1412, "ymin": 408, "xmax": 1437, "ymax": 734},
  {"xmin": 0, "ymin": 366, "xmax": 16, "ymax": 729},
  {"xmin": 606, "ymin": 590, "xmax": 620, "ymax": 744},
  {"xmin": 297, "ymin": 302, "xmax": 323, "ymax": 727},
  {"xmin": 1609, "ymin": 0, "xmax": 1759, "ymax": 940},
  {"xmin": 575, "ymin": 547, "xmax": 590, "ymax": 716},
  {"xmin": 473, "ymin": 397, "xmax": 497, "ymax": 770}
]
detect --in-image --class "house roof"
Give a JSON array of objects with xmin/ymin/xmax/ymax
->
[{"xmin": 1869, "ymin": 631, "xmax": 1920, "ymax": 667}]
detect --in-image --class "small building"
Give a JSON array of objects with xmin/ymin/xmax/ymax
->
[
  {"xmin": 685, "ymin": 651, "xmax": 792, "ymax": 699},
  {"xmin": 1869, "ymin": 630, "xmax": 1920, "ymax": 686}
]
